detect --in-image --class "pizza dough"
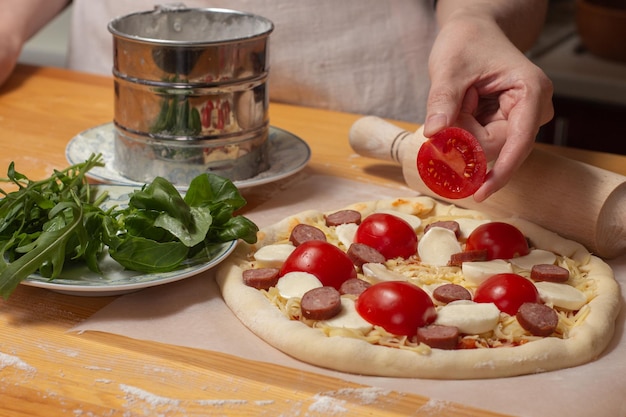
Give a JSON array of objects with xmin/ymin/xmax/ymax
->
[{"xmin": 216, "ymin": 197, "xmax": 621, "ymax": 379}]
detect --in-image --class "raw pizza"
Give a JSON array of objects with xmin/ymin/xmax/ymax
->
[{"xmin": 216, "ymin": 197, "xmax": 621, "ymax": 379}]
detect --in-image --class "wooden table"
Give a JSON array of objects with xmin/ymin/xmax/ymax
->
[{"xmin": 1, "ymin": 64, "xmax": 625, "ymax": 417}]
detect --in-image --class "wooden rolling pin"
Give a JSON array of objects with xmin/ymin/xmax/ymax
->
[{"xmin": 349, "ymin": 116, "xmax": 626, "ymax": 259}]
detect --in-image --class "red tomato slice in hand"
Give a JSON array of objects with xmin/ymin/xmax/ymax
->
[
  {"xmin": 417, "ymin": 127, "xmax": 487, "ymax": 199},
  {"xmin": 356, "ymin": 281, "xmax": 437, "ymax": 336},
  {"xmin": 279, "ymin": 240, "xmax": 357, "ymax": 290}
]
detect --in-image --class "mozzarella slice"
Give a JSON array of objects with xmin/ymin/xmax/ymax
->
[
  {"xmin": 534, "ymin": 281, "xmax": 587, "ymax": 311},
  {"xmin": 462, "ymin": 259, "xmax": 513, "ymax": 285},
  {"xmin": 322, "ymin": 297, "xmax": 373, "ymax": 332},
  {"xmin": 422, "ymin": 283, "xmax": 439, "ymax": 298},
  {"xmin": 418, "ymin": 227, "xmax": 462, "ymax": 266},
  {"xmin": 254, "ymin": 243, "xmax": 295, "ymax": 268},
  {"xmin": 375, "ymin": 209, "xmax": 422, "ymax": 230},
  {"xmin": 435, "ymin": 301, "xmax": 500, "ymax": 334},
  {"xmin": 335, "ymin": 223, "xmax": 358, "ymax": 248},
  {"xmin": 362, "ymin": 262, "xmax": 405, "ymax": 282},
  {"xmin": 275, "ymin": 271, "xmax": 323, "ymax": 299},
  {"xmin": 509, "ymin": 249, "xmax": 557, "ymax": 271},
  {"xmin": 455, "ymin": 218, "xmax": 491, "ymax": 238}
]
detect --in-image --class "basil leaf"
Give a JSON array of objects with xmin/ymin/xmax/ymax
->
[
  {"xmin": 129, "ymin": 177, "xmax": 193, "ymax": 227},
  {"xmin": 108, "ymin": 236, "xmax": 189, "ymax": 273},
  {"xmin": 184, "ymin": 173, "xmax": 246, "ymax": 210},
  {"xmin": 209, "ymin": 215, "xmax": 258, "ymax": 244},
  {"xmin": 123, "ymin": 211, "xmax": 173, "ymax": 242},
  {"xmin": 153, "ymin": 206, "xmax": 213, "ymax": 247}
]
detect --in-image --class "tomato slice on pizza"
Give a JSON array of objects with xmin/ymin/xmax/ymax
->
[{"xmin": 216, "ymin": 197, "xmax": 620, "ymax": 379}]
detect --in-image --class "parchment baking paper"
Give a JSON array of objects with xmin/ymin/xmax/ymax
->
[{"xmin": 72, "ymin": 175, "xmax": 626, "ymax": 417}]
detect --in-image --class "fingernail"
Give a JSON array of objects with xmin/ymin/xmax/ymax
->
[
  {"xmin": 474, "ymin": 181, "xmax": 494, "ymax": 203},
  {"xmin": 424, "ymin": 113, "xmax": 447, "ymax": 135}
]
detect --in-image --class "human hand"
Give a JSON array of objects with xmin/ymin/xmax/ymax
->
[{"xmin": 423, "ymin": 15, "xmax": 554, "ymax": 202}]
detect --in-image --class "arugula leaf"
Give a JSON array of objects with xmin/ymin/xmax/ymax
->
[
  {"xmin": 0, "ymin": 155, "xmax": 104, "ymax": 299},
  {"xmin": 0, "ymin": 198, "xmax": 83, "ymax": 298}
]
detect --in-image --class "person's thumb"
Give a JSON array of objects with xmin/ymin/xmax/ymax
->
[{"xmin": 423, "ymin": 83, "xmax": 465, "ymax": 138}]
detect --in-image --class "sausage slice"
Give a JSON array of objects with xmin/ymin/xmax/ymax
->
[
  {"xmin": 347, "ymin": 242, "xmax": 385, "ymax": 268},
  {"xmin": 424, "ymin": 220, "xmax": 461, "ymax": 239},
  {"xmin": 339, "ymin": 278, "xmax": 371, "ymax": 296},
  {"xmin": 417, "ymin": 325, "xmax": 460, "ymax": 350},
  {"xmin": 243, "ymin": 267, "xmax": 280, "ymax": 290},
  {"xmin": 448, "ymin": 249, "xmax": 489, "ymax": 267},
  {"xmin": 300, "ymin": 286, "xmax": 342, "ymax": 320},
  {"xmin": 289, "ymin": 223, "xmax": 327, "ymax": 246},
  {"xmin": 531, "ymin": 264, "xmax": 569, "ymax": 283},
  {"xmin": 516, "ymin": 302, "xmax": 559, "ymax": 337},
  {"xmin": 325, "ymin": 210, "xmax": 362, "ymax": 227},
  {"xmin": 432, "ymin": 283, "xmax": 472, "ymax": 304}
]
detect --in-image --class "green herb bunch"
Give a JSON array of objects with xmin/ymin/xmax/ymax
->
[{"xmin": 0, "ymin": 154, "xmax": 258, "ymax": 299}]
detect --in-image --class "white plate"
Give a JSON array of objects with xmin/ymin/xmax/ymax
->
[
  {"xmin": 65, "ymin": 123, "xmax": 311, "ymax": 190},
  {"xmin": 21, "ymin": 185, "xmax": 238, "ymax": 296}
]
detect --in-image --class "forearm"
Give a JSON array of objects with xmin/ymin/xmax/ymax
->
[
  {"xmin": 0, "ymin": 0, "xmax": 70, "ymax": 44},
  {"xmin": 0, "ymin": 0, "xmax": 69, "ymax": 85},
  {"xmin": 435, "ymin": 0, "xmax": 548, "ymax": 51}
]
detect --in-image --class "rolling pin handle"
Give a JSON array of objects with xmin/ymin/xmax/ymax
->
[{"xmin": 349, "ymin": 116, "xmax": 414, "ymax": 164}]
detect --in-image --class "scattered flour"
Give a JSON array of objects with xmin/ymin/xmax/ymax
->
[
  {"xmin": 95, "ymin": 379, "xmax": 113, "ymax": 384},
  {"xmin": 58, "ymin": 348, "xmax": 80, "ymax": 358},
  {"xmin": 305, "ymin": 387, "xmax": 393, "ymax": 415},
  {"xmin": 113, "ymin": 383, "xmax": 391, "ymax": 416},
  {"xmin": 118, "ymin": 384, "xmax": 260, "ymax": 413},
  {"xmin": 72, "ymin": 408, "xmax": 114, "ymax": 417},
  {"xmin": 143, "ymin": 365, "xmax": 181, "ymax": 376},
  {"xmin": 0, "ymin": 352, "xmax": 36, "ymax": 373},
  {"xmin": 417, "ymin": 398, "xmax": 455, "ymax": 415},
  {"xmin": 308, "ymin": 394, "xmax": 348, "ymax": 415},
  {"xmin": 196, "ymin": 399, "xmax": 248, "ymax": 406},
  {"xmin": 323, "ymin": 387, "xmax": 392, "ymax": 405},
  {"xmin": 84, "ymin": 365, "xmax": 113, "ymax": 371},
  {"xmin": 120, "ymin": 384, "xmax": 181, "ymax": 408}
]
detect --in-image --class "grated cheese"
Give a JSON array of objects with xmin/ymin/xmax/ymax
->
[{"xmin": 244, "ymin": 208, "xmax": 597, "ymax": 353}]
